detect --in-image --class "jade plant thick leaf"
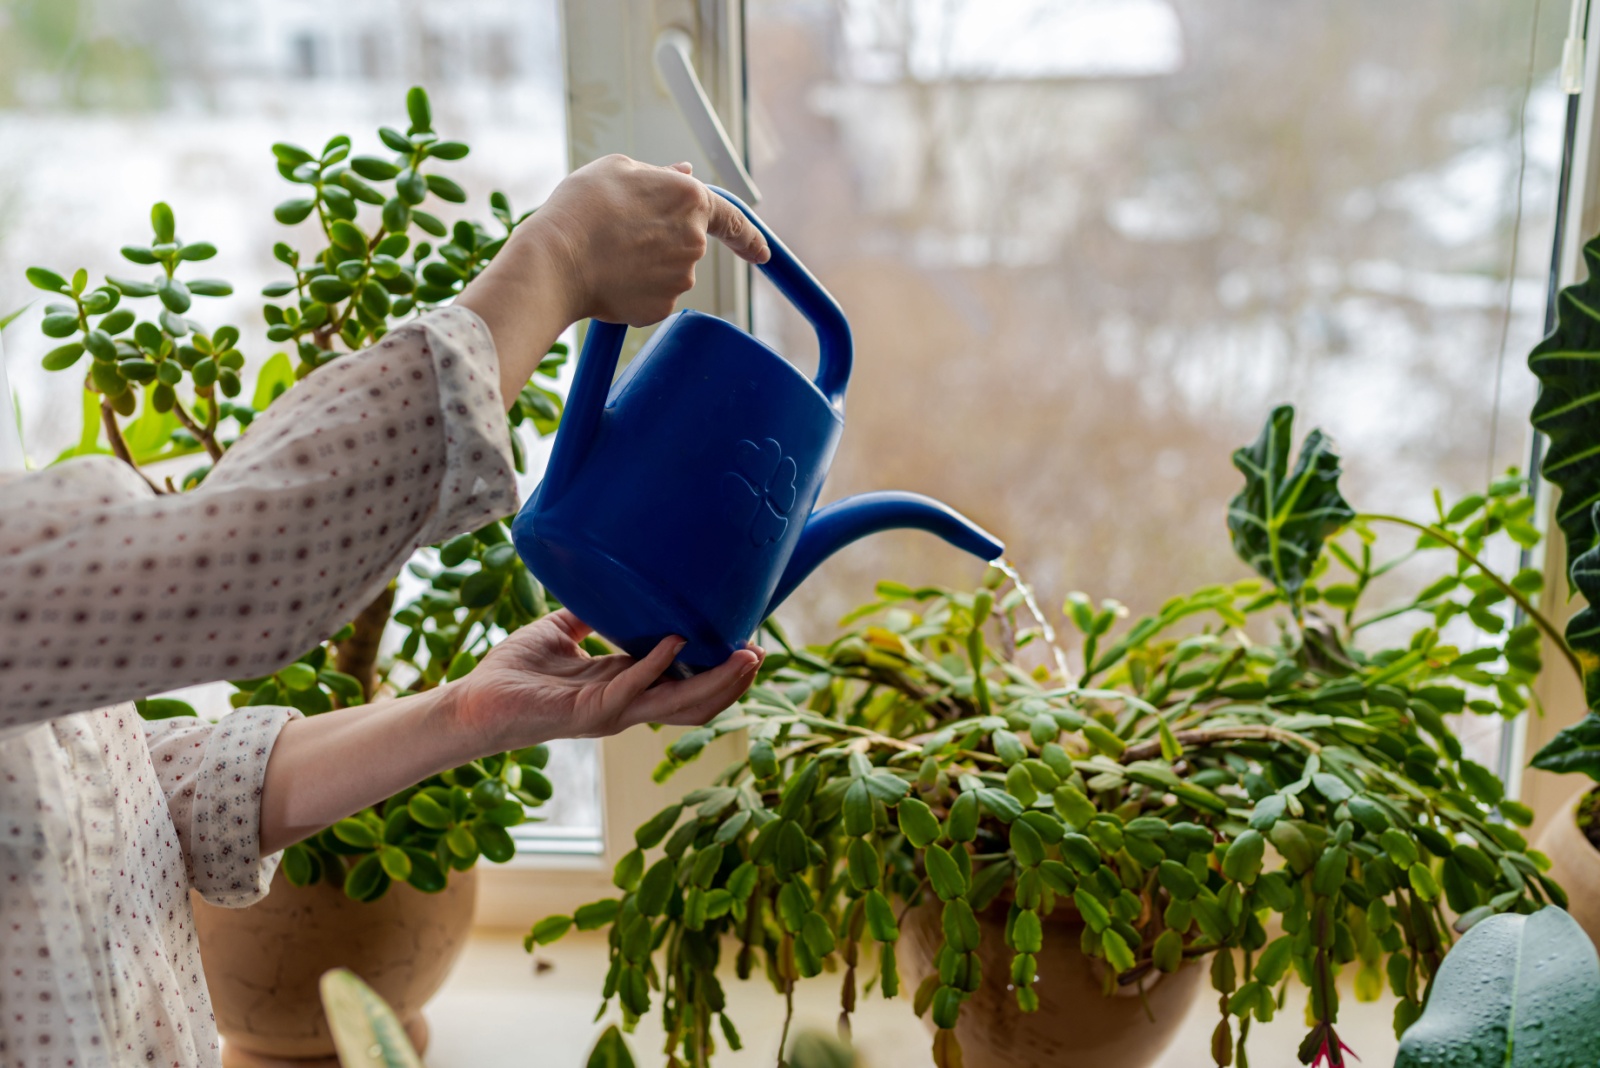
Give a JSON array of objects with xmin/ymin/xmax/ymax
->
[
  {"xmin": 1529, "ymin": 235, "xmax": 1600, "ymax": 777},
  {"xmin": 1394, "ymin": 907, "xmax": 1600, "ymax": 1068},
  {"xmin": 529, "ymin": 408, "xmax": 1559, "ymax": 1068},
  {"xmin": 1227, "ymin": 405, "xmax": 1354, "ymax": 602}
]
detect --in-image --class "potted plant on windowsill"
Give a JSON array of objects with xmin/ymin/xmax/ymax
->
[
  {"xmin": 528, "ymin": 406, "xmax": 1564, "ymax": 1068},
  {"xmin": 14, "ymin": 87, "xmax": 576, "ymax": 1066}
]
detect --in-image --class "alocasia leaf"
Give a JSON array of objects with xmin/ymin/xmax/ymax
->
[
  {"xmin": 1528, "ymin": 235, "xmax": 1600, "ymax": 721},
  {"xmin": 1531, "ymin": 711, "xmax": 1600, "ymax": 782},
  {"xmin": 1227, "ymin": 405, "xmax": 1354, "ymax": 601},
  {"xmin": 1529, "ymin": 238, "xmax": 1600, "ymax": 575},
  {"xmin": 1394, "ymin": 907, "xmax": 1600, "ymax": 1068}
]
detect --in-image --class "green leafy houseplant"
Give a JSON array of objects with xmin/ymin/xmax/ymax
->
[
  {"xmin": 529, "ymin": 406, "xmax": 1568, "ymax": 1068},
  {"xmin": 17, "ymin": 86, "xmax": 576, "ymax": 900}
]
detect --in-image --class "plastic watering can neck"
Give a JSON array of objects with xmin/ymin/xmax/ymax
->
[{"xmin": 708, "ymin": 186, "xmax": 853, "ymax": 409}]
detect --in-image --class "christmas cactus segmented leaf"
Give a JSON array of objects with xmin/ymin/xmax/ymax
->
[
  {"xmin": 318, "ymin": 968, "xmax": 424, "ymax": 1068},
  {"xmin": 1394, "ymin": 907, "xmax": 1600, "ymax": 1068},
  {"xmin": 1227, "ymin": 405, "xmax": 1353, "ymax": 600}
]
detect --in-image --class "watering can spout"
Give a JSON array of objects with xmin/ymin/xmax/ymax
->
[{"xmin": 765, "ymin": 491, "xmax": 1005, "ymax": 617}]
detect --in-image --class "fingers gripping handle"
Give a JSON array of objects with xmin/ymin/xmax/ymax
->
[{"xmin": 709, "ymin": 186, "xmax": 854, "ymax": 410}]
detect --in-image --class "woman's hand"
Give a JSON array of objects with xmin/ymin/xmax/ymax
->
[
  {"xmin": 457, "ymin": 154, "xmax": 772, "ymax": 406},
  {"xmin": 258, "ymin": 615, "xmax": 761, "ymax": 854},
  {"xmin": 524, "ymin": 156, "xmax": 770, "ymax": 326},
  {"xmin": 447, "ymin": 609, "xmax": 763, "ymax": 755}
]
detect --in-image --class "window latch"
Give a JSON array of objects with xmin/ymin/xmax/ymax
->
[{"xmin": 653, "ymin": 28, "xmax": 762, "ymax": 205}]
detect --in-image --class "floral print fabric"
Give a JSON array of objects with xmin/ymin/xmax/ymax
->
[{"xmin": 0, "ymin": 307, "xmax": 514, "ymax": 1067}]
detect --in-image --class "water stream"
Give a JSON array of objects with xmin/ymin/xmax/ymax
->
[{"xmin": 991, "ymin": 557, "xmax": 1073, "ymax": 684}]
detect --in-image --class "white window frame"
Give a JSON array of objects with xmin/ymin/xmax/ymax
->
[{"xmin": 1519, "ymin": 0, "xmax": 1600, "ymax": 835}]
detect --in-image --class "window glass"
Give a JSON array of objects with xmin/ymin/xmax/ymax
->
[
  {"xmin": 0, "ymin": 0, "xmax": 600, "ymax": 850},
  {"xmin": 746, "ymin": 0, "xmax": 1563, "ymax": 774}
]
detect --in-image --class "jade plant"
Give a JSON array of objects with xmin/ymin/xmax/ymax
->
[
  {"xmin": 15, "ymin": 86, "xmax": 574, "ymax": 900},
  {"xmin": 528, "ymin": 405, "xmax": 1568, "ymax": 1068}
]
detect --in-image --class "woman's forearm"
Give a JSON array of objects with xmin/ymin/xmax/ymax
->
[
  {"xmin": 456, "ymin": 215, "xmax": 581, "ymax": 412},
  {"xmin": 258, "ymin": 685, "xmax": 477, "ymax": 855}
]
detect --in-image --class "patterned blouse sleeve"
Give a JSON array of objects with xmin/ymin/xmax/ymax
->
[
  {"xmin": 0, "ymin": 305, "xmax": 515, "ymax": 728},
  {"xmin": 142, "ymin": 705, "xmax": 302, "ymax": 906}
]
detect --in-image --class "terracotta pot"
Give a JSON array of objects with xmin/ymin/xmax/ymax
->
[
  {"xmin": 192, "ymin": 865, "xmax": 477, "ymax": 1067},
  {"xmin": 1536, "ymin": 788, "xmax": 1600, "ymax": 947},
  {"xmin": 900, "ymin": 900, "xmax": 1204, "ymax": 1068}
]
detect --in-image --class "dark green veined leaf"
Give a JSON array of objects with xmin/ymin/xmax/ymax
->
[
  {"xmin": 1531, "ymin": 243, "xmax": 1600, "ymax": 572},
  {"xmin": 1531, "ymin": 712, "xmax": 1600, "ymax": 782},
  {"xmin": 1227, "ymin": 405, "xmax": 1354, "ymax": 598},
  {"xmin": 1395, "ymin": 908, "xmax": 1600, "ymax": 1067},
  {"xmin": 1527, "ymin": 243, "xmax": 1600, "ymax": 704}
]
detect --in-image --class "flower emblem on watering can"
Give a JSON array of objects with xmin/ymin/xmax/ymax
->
[{"xmin": 724, "ymin": 437, "xmax": 798, "ymax": 547}]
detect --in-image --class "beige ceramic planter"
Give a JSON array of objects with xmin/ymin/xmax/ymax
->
[
  {"xmin": 900, "ymin": 899, "xmax": 1204, "ymax": 1068},
  {"xmin": 1536, "ymin": 788, "xmax": 1600, "ymax": 947},
  {"xmin": 192, "ymin": 865, "xmax": 477, "ymax": 1067}
]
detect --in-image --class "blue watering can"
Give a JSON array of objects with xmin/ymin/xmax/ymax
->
[{"xmin": 511, "ymin": 188, "xmax": 1004, "ymax": 674}]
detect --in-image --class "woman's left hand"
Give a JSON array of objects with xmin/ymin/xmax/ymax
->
[{"xmin": 447, "ymin": 609, "xmax": 763, "ymax": 755}]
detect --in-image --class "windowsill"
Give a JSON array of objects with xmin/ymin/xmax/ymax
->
[{"xmin": 424, "ymin": 928, "xmax": 1405, "ymax": 1067}]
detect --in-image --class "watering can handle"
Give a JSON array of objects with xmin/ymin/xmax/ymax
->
[{"xmin": 710, "ymin": 186, "xmax": 853, "ymax": 410}]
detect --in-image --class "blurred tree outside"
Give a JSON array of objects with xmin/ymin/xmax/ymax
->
[
  {"xmin": 745, "ymin": 0, "xmax": 1561, "ymax": 703},
  {"xmin": 0, "ymin": 0, "xmax": 1567, "ymax": 780}
]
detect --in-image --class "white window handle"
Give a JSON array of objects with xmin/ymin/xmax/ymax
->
[{"xmin": 653, "ymin": 28, "xmax": 762, "ymax": 205}]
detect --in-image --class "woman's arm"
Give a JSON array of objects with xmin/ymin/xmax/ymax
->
[
  {"xmin": 457, "ymin": 155, "xmax": 769, "ymax": 407},
  {"xmin": 258, "ymin": 610, "xmax": 761, "ymax": 853},
  {"xmin": 0, "ymin": 155, "xmax": 766, "ymax": 729}
]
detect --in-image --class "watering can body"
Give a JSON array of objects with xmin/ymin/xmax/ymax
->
[{"xmin": 512, "ymin": 189, "xmax": 1003, "ymax": 673}]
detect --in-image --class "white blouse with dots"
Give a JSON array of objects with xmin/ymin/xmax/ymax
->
[{"xmin": 0, "ymin": 307, "xmax": 516, "ymax": 1068}]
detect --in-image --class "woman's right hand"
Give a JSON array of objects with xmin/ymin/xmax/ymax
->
[
  {"xmin": 519, "ymin": 155, "xmax": 771, "ymax": 327},
  {"xmin": 458, "ymin": 154, "xmax": 772, "ymax": 406}
]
